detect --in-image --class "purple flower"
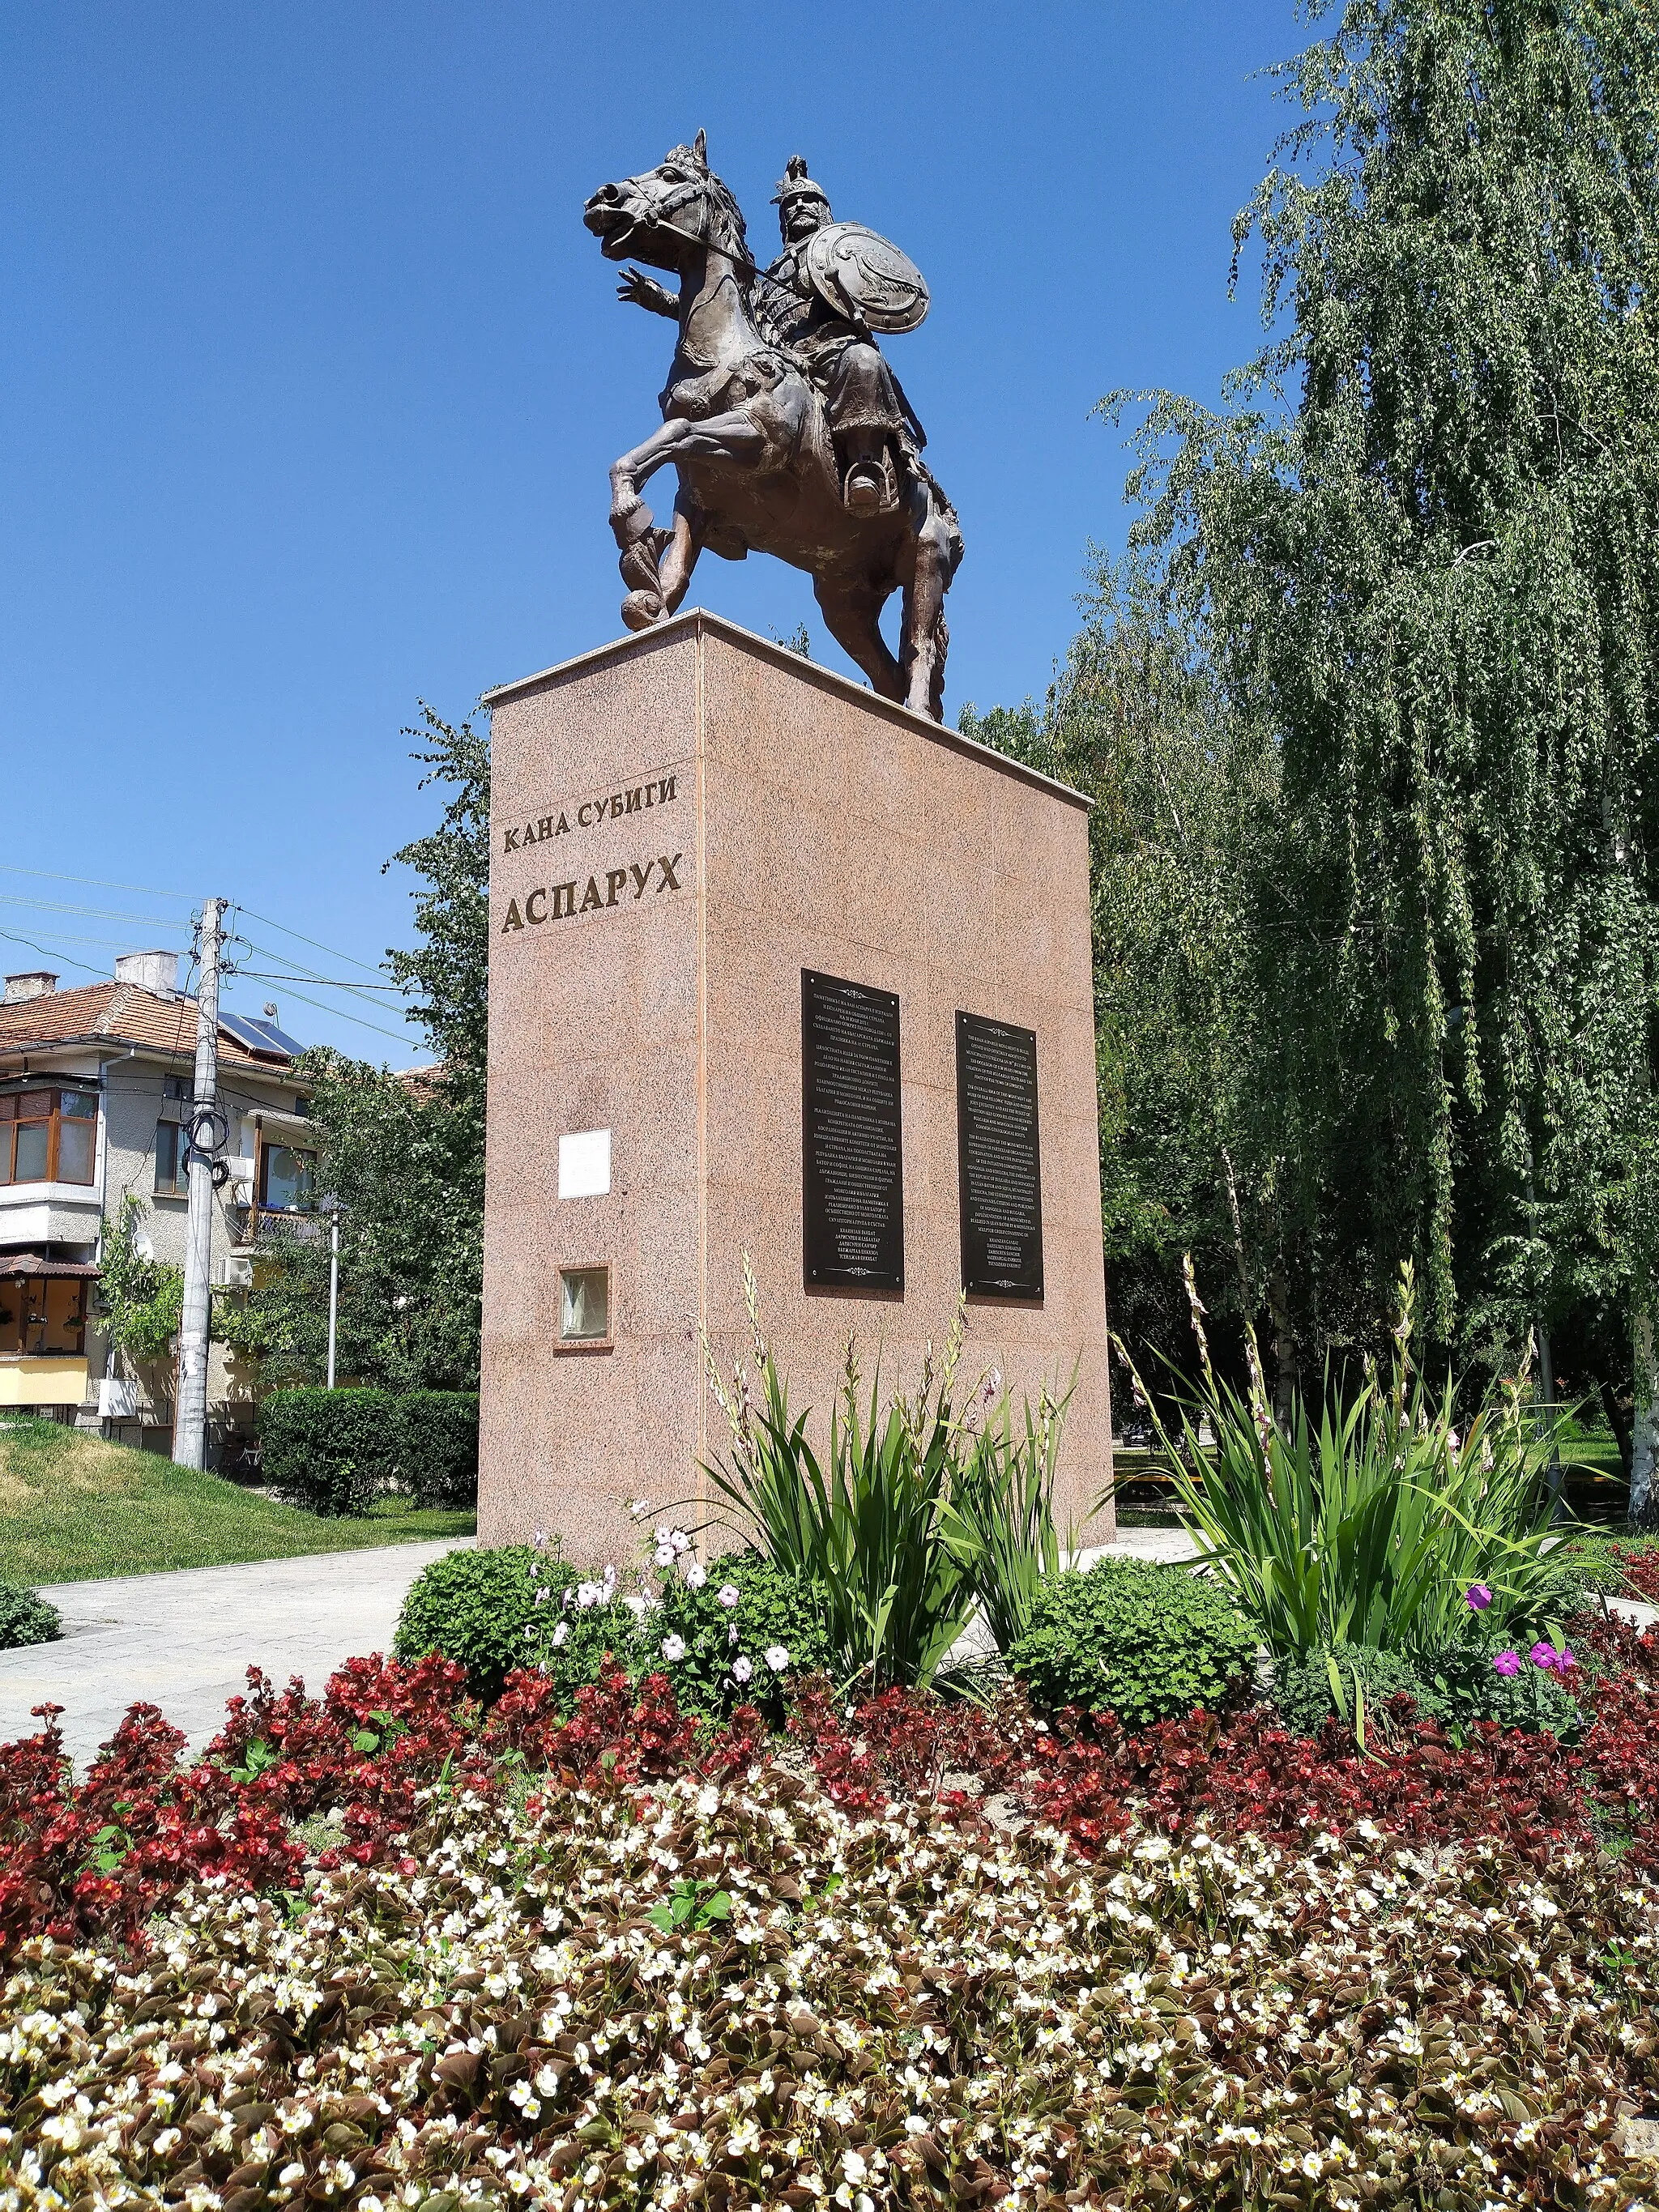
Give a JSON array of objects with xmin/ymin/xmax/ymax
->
[
  {"xmin": 1464, "ymin": 1583, "xmax": 1493, "ymax": 1612},
  {"xmin": 1492, "ymin": 1651, "xmax": 1521, "ymax": 1677},
  {"xmin": 1530, "ymin": 1640, "xmax": 1565, "ymax": 1672}
]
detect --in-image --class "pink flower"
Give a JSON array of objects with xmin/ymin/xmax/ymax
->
[
  {"xmin": 1464, "ymin": 1583, "xmax": 1492, "ymax": 1612},
  {"xmin": 1492, "ymin": 1651, "xmax": 1521, "ymax": 1677}
]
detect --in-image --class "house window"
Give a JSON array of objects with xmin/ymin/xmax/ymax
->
[
  {"xmin": 155, "ymin": 1121, "xmax": 191, "ymax": 1198},
  {"xmin": 0, "ymin": 1088, "xmax": 98, "ymax": 1187},
  {"xmin": 258, "ymin": 1140, "xmax": 316, "ymax": 1213}
]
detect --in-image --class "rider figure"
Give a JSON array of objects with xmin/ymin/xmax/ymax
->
[
  {"xmin": 755, "ymin": 157, "xmax": 917, "ymax": 514},
  {"xmin": 615, "ymin": 154, "xmax": 920, "ymax": 515}
]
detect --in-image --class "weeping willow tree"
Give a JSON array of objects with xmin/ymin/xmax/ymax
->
[{"xmin": 1116, "ymin": 0, "xmax": 1659, "ymax": 1511}]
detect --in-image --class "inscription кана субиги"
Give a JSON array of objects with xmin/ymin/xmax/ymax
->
[{"xmin": 500, "ymin": 773, "xmax": 679, "ymax": 854}]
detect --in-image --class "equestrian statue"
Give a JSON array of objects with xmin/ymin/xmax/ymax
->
[{"xmin": 584, "ymin": 135, "xmax": 964, "ymax": 721}]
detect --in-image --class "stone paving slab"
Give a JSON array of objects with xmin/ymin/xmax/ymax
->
[{"xmin": 0, "ymin": 1539, "xmax": 473, "ymax": 1773}]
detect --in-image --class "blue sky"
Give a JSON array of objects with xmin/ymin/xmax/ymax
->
[{"xmin": 2, "ymin": 0, "xmax": 1294, "ymax": 1059}]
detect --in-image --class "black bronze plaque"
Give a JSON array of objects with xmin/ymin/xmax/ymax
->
[
  {"xmin": 802, "ymin": 970, "xmax": 904, "ymax": 1291},
  {"xmin": 956, "ymin": 1012, "xmax": 1043, "ymax": 1298}
]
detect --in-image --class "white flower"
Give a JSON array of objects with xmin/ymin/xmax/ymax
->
[
  {"xmin": 602, "ymin": 1562, "xmax": 617, "ymax": 1587},
  {"xmin": 552, "ymin": 1621, "xmax": 569, "ymax": 1647},
  {"xmin": 655, "ymin": 1543, "xmax": 676, "ymax": 1567},
  {"xmin": 533, "ymin": 1527, "xmax": 549, "ymax": 1549},
  {"xmin": 765, "ymin": 1645, "xmax": 790, "ymax": 1673},
  {"xmin": 624, "ymin": 1593, "xmax": 650, "ymax": 1620},
  {"xmin": 728, "ymin": 1624, "xmax": 740, "ymax": 1644},
  {"xmin": 905, "ymin": 2115, "xmax": 930, "ymax": 2135},
  {"xmin": 670, "ymin": 1528, "xmax": 691, "ymax": 1554},
  {"xmin": 731, "ymin": 1655, "xmax": 753, "ymax": 1683},
  {"xmin": 685, "ymin": 1562, "xmax": 707, "ymax": 1588},
  {"xmin": 655, "ymin": 1525, "xmax": 672, "ymax": 1546},
  {"xmin": 576, "ymin": 1581, "xmax": 604, "ymax": 1609},
  {"xmin": 662, "ymin": 1634, "xmax": 686, "ymax": 1662},
  {"xmin": 697, "ymin": 1784, "xmax": 720, "ymax": 1816},
  {"xmin": 718, "ymin": 1583, "xmax": 740, "ymax": 1609},
  {"xmin": 630, "ymin": 1498, "xmax": 650, "ymax": 1517}
]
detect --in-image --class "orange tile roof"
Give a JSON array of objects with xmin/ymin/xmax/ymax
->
[{"xmin": 0, "ymin": 983, "xmax": 289, "ymax": 1069}]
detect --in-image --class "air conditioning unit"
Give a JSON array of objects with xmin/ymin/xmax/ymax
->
[{"xmin": 216, "ymin": 1255, "xmax": 254, "ymax": 1289}]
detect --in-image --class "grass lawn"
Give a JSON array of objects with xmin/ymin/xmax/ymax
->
[{"xmin": 0, "ymin": 1416, "xmax": 475, "ymax": 1586}]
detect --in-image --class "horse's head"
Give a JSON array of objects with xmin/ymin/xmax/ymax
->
[{"xmin": 584, "ymin": 130, "xmax": 751, "ymax": 274}]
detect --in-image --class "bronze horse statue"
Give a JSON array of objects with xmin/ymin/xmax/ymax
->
[{"xmin": 584, "ymin": 135, "xmax": 963, "ymax": 721}]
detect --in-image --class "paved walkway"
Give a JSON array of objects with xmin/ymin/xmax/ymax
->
[{"xmin": 0, "ymin": 1539, "xmax": 472, "ymax": 1772}]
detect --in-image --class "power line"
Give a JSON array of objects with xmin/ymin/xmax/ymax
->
[
  {"xmin": 0, "ymin": 925, "xmax": 107, "ymax": 980},
  {"xmin": 235, "ymin": 969, "xmax": 407, "ymax": 992},
  {"xmin": 235, "ymin": 904, "xmax": 389, "ymax": 978},
  {"xmin": 235, "ymin": 977, "xmax": 415, "ymax": 1048},
  {"xmin": 234, "ymin": 933, "xmax": 412, "ymax": 1022},
  {"xmin": 0, "ymin": 863, "xmax": 191, "ymax": 899},
  {"xmin": 0, "ymin": 891, "xmax": 191, "ymax": 927}
]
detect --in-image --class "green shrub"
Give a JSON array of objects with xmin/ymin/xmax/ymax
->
[
  {"xmin": 394, "ymin": 1392, "xmax": 479, "ymax": 1510},
  {"xmin": 0, "ymin": 1576, "xmax": 60, "ymax": 1651},
  {"xmin": 651, "ymin": 1552, "xmax": 835, "ymax": 1722},
  {"xmin": 1007, "ymin": 1560, "xmax": 1259, "ymax": 1728},
  {"xmin": 394, "ymin": 1539, "xmax": 838, "ymax": 1717},
  {"xmin": 1273, "ymin": 1639, "xmax": 1584, "ymax": 1741},
  {"xmin": 258, "ymin": 1387, "xmax": 477, "ymax": 1516},
  {"xmin": 394, "ymin": 1543, "xmax": 630, "ymax": 1700}
]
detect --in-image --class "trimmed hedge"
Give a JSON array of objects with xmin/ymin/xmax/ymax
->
[
  {"xmin": 1007, "ymin": 1559, "xmax": 1258, "ymax": 1728},
  {"xmin": 394, "ymin": 1541, "xmax": 835, "ymax": 1715},
  {"xmin": 257, "ymin": 1387, "xmax": 477, "ymax": 1515},
  {"xmin": 0, "ymin": 1576, "xmax": 60, "ymax": 1651}
]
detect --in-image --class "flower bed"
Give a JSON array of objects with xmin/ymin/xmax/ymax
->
[{"xmin": 3, "ymin": 1621, "xmax": 1659, "ymax": 2207}]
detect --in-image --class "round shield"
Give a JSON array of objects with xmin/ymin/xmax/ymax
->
[{"xmin": 801, "ymin": 222, "xmax": 930, "ymax": 334}]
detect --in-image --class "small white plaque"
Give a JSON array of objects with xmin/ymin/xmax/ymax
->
[{"xmin": 558, "ymin": 1127, "xmax": 612, "ymax": 1199}]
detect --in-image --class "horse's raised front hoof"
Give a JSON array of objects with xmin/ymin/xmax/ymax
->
[{"xmin": 621, "ymin": 589, "xmax": 664, "ymax": 631}]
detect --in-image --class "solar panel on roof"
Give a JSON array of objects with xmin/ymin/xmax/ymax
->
[{"xmin": 218, "ymin": 1011, "xmax": 303, "ymax": 1059}]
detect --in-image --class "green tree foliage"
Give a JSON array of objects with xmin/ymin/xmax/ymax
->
[
  {"xmin": 1107, "ymin": 0, "xmax": 1659, "ymax": 1430},
  {"xmin": 96, "ymin": 1196, "xmax": 183, "ymax": 1362},
  {"xmin": 962, "ymin": 565, "xmax": 1277, "ymax": 1400},
  {"xmin": 219, "ymin": 705, "xmax": 488, "ymax": 1391}
]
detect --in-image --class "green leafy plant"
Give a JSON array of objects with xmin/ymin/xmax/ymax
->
[
  {"xmin": 96, "ymin": 1196, "xmax": 182, "ymax": 1362},
  {"xmin": 647, "ymin": 1877, "xmax": 731, "ymax": 1935},
  {"xmin": 940, "ymin": 1378, "xmax": 1071, "ymax": 1651},
  {"xmin": 395, "ymin": 1542, "xmax": 618, "ymax": 1701},
  {"xmin": 1273, "ymin": 1640, "xmax": 1584, "ymax": 1744},
  {"xmin": 1007, "ymin": 1559, "xmax": 1258, "ymax": 1728},
  {"xmin": 1118, "ymin": 1260, "xmax": 1573, "ymax": 1662},
  {"xmin": 701, "ymin": 1267, "xmax": 979, "ymax": 1690},
  {"xmin": 0, "ymin": 1576, "xmax": 61, "ymax": 1651},
  {"xmin": 650, "ymin": 1549, "xmax": 834, "ymax": 1723}
]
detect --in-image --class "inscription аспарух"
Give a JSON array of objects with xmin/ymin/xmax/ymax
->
[{"xmin": 499, "ymin": 853, "xmax": 683, "ymax": 932}]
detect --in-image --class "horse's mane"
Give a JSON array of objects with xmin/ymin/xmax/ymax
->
[{"xmin": 664, "ymin": 142, "xmax": 749, "ymax": 264}]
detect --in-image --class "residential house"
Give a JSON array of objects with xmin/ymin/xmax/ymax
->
[{"xmin": 0, "ymin": 952, "xmax": 314, "ymax": 1460}]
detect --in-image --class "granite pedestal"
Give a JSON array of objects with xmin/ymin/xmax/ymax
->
[{"xmin": 478, "ymin": 611, "xmax": 1113, "ymax": 1560}]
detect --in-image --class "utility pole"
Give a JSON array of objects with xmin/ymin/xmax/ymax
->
[
  {"xmin": 323, "ymin": 1196, "xmax": 341, "ymax": 1388},
  {"xmin": 174, "ymin": 897, "xmax": 225, "ymax": 1470}
]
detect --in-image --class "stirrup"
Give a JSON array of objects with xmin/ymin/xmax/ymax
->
[{"xmin": 844, "ymin": 460, "xmax": 886, "ymax": 513}]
